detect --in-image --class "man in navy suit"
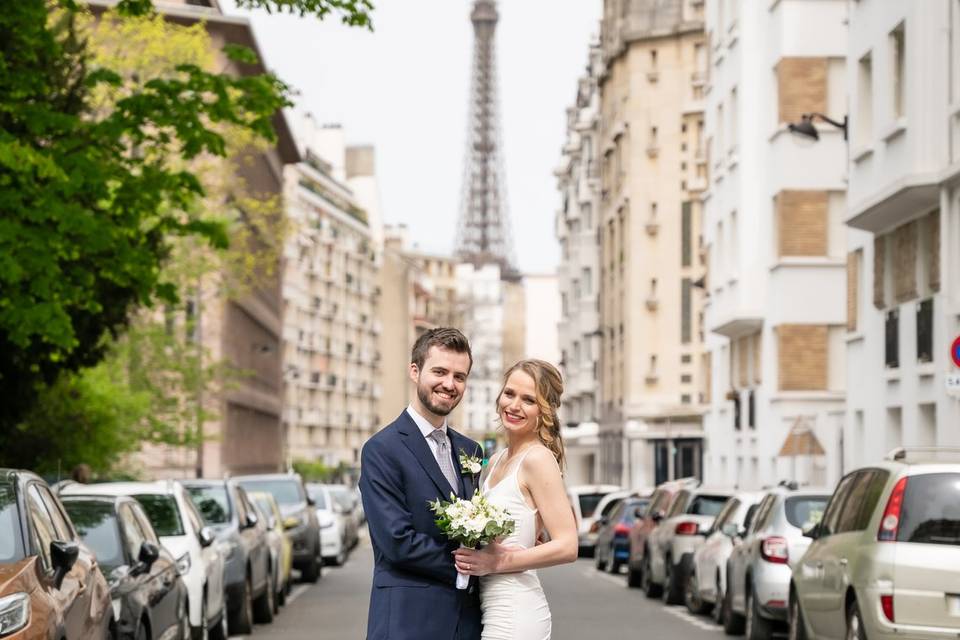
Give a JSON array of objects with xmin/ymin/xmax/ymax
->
[{"xmin": 360, "ymin": 328, "xmax": 484, "ymax": 640}]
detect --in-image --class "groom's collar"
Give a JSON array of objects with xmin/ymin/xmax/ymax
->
[{"xmin": 405, "ymin": 404, "xmax": 448, "ymax": 439}]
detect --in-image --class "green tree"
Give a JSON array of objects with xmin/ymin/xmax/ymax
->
[{"xmin": 0, "ymin": 0, "xmax": 373, "ymax": 440}]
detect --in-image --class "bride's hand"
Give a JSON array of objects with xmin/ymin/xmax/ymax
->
[{"xmin": 453, "ymin": 541, "xmax": 518, "ymax": 576}]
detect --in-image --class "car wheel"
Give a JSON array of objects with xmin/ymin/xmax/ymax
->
[
  {"xmin": 723, "ymin": 571, "xmax": 745, "ymax": 635},
  {"xmin": 137, "ymin": 617, "xmax": 150, "ymax": 640},
  {"xmin": 230, "ymin": 574, "xmax": 254, "ymax": 635},
  {"xmin": 663, "ymin": 555, "xmax": 684, "ymax": 605},
  {"xmin": 846, "ymin": 599, "xmax": 866, "ymax": 640},
  {"xmin": 607, "ymin": 550, "xmax": 621, "ymax": 575},
  {"xmin": 208, "ymin": 609, "xmax": 228, "ymax": 640},
  {"xmin": 253, "ymin": 568, "xmax": 275, "ymax": 624},
  {"xmin": 627, "ymin": 562, "xmax": 643, "ymax": 588},
  {"xmin": 190, "ymin": 596, "xmax": 207, "ymax": 640},
  {"xmin": 713, "ymin": 573, "xmax": 726, "ymax": 625},
  {"xmin": 788, "ymin": 592, "xmax": 808, "ymax": 640},
  {"xmin": 595, "ymin": 545, "xmax": 608, "ymax": 571},
  {"xmin": 301, "ymin": 551, "xmax": 321, "ymax": 583},
  {"xmin": 686, "ymin": 568, "xmax": 709, "ymax": 615},
  {"xmin": 745, "ymin": 586, "xmax": 773, "ymax": 640},
  {"xmin": 642, "ymin": 554, "xmax": 662, "ymax": 599}
]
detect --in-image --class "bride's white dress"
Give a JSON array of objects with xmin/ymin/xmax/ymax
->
[{"xmin": 479, "ymin": 448, "xmax": 551, "ymax": 640}]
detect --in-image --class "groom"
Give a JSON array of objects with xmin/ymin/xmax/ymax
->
[{"xmin": 359, "ymin": 327, "xmax": 485, "ymax": 640}]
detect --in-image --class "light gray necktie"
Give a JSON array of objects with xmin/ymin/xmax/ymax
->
[{"xmin": 428, "ymin": 429, "xmax": 459, "ymax": 496}]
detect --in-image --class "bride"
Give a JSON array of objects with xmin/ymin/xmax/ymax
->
[{"xmin": 453, "ymin": 359, "xmax": 578, "ymax": 640}]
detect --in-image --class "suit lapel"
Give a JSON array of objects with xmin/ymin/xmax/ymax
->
[
  {"xmin": 397, "ymin": 411, "xmax": 458, "ymax": 499},
  {"xmin": 449, "ymin": 428, "xmax": 480, "ymax": 498}
]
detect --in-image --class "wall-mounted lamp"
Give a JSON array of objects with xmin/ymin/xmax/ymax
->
[{"xmin": 787, "ymin": 112, "xmax": 848, "ymax": 141}]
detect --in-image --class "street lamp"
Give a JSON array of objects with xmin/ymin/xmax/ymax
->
[{"xmin": 787, "ymin": 112, "xmax": 849, "ymax": 141}]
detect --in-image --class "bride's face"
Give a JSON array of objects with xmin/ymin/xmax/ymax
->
[{"xmin": 497, "ymin": 370, "xmax": 540, "ymax": 435}]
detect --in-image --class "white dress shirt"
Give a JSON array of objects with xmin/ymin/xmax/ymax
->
[{"xmin": 406, "ymin": 404, "xmax": 450, "ymax": 463}]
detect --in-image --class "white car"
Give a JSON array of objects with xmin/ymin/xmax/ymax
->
[
  {"xmin": 62, "ymin": 481, "xmax": 227, "ymax": 639},
  {"xmin": 566, "ymin": 484, "xmax": 623, "ymax": 556},
  {"xmin": 305, "ymin": 484, "xmax": 348, "ymax": 566},
  {"xmin": 689, "ymin": 490, "xmax": 764, "ymax": 621}
]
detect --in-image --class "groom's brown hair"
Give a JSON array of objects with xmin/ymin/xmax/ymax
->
[{"xmin": 410, "ymin": 327, "xmax": 473, "ymax": 373}]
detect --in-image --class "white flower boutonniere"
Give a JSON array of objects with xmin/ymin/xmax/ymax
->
[{"xmin": 458, "ymin": 449, "xmax": 483, "ymax": 475}]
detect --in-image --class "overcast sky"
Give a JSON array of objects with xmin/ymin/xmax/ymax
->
[{"xmin": 222, "ymin": 0, "xmax": 602, "ymax": 274}]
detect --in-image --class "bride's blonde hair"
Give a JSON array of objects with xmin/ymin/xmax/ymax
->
[{"xmin": 496, "ymin": 359, "xmax": 566, "ymax": 471}]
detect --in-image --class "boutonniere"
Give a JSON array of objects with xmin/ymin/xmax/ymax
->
[{"xmin": 458, "ymin": 449, "xmax": 483, "ymax": 475}]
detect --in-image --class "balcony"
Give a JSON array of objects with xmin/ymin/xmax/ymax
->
[
  {"xmin": 645, "ymin": 219, "xmax": 659, "ymax": 236},
  {"xmin": 646, "ymin": 144, "xmax": 660, "ymax": 158},
  {"xmin": 645, "ymin": 295, "xmax": 659, "ymax": 311}
]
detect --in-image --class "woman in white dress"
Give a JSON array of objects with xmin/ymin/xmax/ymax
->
[{"xmin": 453, "ymin": 359, "xmax": 579, "ymax": 640}]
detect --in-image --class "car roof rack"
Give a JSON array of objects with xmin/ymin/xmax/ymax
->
[{"xmin": 885, "ymin": 446, "xmax": 960, "ymax": 463}]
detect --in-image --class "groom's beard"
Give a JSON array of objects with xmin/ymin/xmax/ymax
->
[{"xmin": 416, "ymin": 381, "xmax": 461, "ymax": 416}]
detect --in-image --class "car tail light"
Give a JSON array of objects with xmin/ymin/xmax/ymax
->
[
  {"xmin": 760, "ymin": 536, "xmax": 789, "ymax": 564},
  {"xmin": 880, "ymin": 594, "xmax": 894, "ymax": 622},
  {"xmin": 675, "ymin": 521, "xmax": 699, "ymax": 536},
  {"xmin": 878, "ymin": 477, "xmax": 908, "ymax": 542},
  {"xmin": 613, "ymin": 523, "xmax": 631, "ymax": 537}
]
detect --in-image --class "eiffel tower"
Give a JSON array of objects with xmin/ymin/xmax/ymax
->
[{"xmin": 454, "ymin": 0, "xmax": 519, "ymax": 281}]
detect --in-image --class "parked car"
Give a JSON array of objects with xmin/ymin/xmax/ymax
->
[
  {"xmin": 0, "ymin": 469, "xmax": 113, "ymax": 640},
  {"xmin": 790, "ymin": 448, "xmax": 960, "ymax": 640},
  {"xmin": 688, "ymin": 490, "xmax": 764, "ymax": 621},
  {"xmin": 181, "ymin": 478, "xmax": 275, "ymax": 633},
  {"xmin": 325, "ymin": 484, "xmax": 360, "ymax": 550},
  {"xmin": 594, "ymin": 495, "xmax": 650, "ymax": 574},
  {"xmin": 626, "ymin": 476, "xmax": 699, "ymax": 590},
  {"xmin": 645, "ymin": 486, "xmax": 732, "ymax": 604},
  {"xmin": 234, "ymin": 473, "xmax": 322, "ymax": 583},
  {"xmin": 61, "ymin": 495, "xmax": 190, "ymax": 640},
  {"xmin": 566, "ymin": 484, "xmax": 622, "ymax": 556},
  {"xmin": 305, "ymin": 483, "xmax": 347, "ymax": 566},
  {"xmin": 63, "ymin": 481, "xmax": 227, "ymax": 639},
  {"xmin": 248, "ymin": 491, "xmax": 292, "ymax": 607},
  {"xmin": 724, "ymin": 484, "xmax": 830, "ymax": 639}
]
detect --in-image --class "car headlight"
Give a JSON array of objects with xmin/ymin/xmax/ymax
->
[
  {"xmin": 176, "ymin": 552, "xmax": 191, "ymax": 575},
  {"xmin": 0, "ymin": 592, "xmax": 30, "ymax": 637}
]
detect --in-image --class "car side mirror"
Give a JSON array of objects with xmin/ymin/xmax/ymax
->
[
  {"xmin": 198, "ymin": 526, "xmax": 215, "ymax": 548},
  {"xmin": 306, "ymin": 496, "xmax": 316, "ymax": 507},
  {"xmin": 243, "ymin": 511, "xmax": 259, "ymax": 529},
  {"xmin": 137, "ymin": 541, "xmax": 160, "ymax": 570},
  {"xmin": 802, "ymin": 523, "xmax": 820, "ymax": 540},
  {"xmin": 51, "ymin": 540, "xmax": 79, "ymax": 589},
  {"xmin": 651, "ymin": 511, "xmax": 664, "ymax": 523},
  {"xmin": 634, "ymin": 507, "xmax": 645, "ymax": 518},
  {"xmin": 283, "ymin": 516, "xmax": 300, "ymax": 530}
]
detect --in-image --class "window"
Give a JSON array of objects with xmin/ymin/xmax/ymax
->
[
  {"xmin": 820, "ymin": 473, "xmax": 858, "ymax": 536},
  {"xmin": 898, "ymin": 473, "xmax": 960, "ymax": 545},
  {"xmin": 856, "ymin": 52, "xmax": 874, "ymax": 146},
  {"xmin": 885, "ymin": 309, "xmax": 899, "ymax": 368},
  {"xmin": 890, "ymin": 23, "xmax": 905, "ymax": 119},
  {"xmin": 729, "ymin": 87, "xmax": 738, "ymax": 150},
  {"xmin": 917, "ymin": 298, "xmax": 933, "ymax": 362},
  {"xmin": 26, "ymin": 485, "xmax": 56, "ymax": 568},
  {"xmin": 837, "ymin": 470, "xmax": 887, "ymax": 533},
  {"xmin": 118, "ymin": 504, "xmax": 147, "ymax": 561},
  {"xmin": 681, "ymin": 278, "xmax": 692, "ymax": 344},
  {"xmin": 681, "ymin": 201, "xmax": 693, "ymax": 266}
]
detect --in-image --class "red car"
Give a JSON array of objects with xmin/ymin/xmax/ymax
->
[
  {"xmin": 626, "ymin": 477, "xmax": 699, "ymax": 590},
  {"xmin": 0, "ymin": 469, "xmax": 112, "ymax": 639}
]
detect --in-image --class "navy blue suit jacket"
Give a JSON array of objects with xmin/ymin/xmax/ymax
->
[{"xmin": 359, "ymin": 411, "xmax": 484, "ymax": 640}]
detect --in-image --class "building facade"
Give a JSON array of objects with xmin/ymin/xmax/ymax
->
[
  {"xmin": 702, "ymin": 0, "xmax": 848, "ymax": 490},
  {"xmin": 843, "ymin": 0, "xmax": 960, "ymax": 468},
  {"xmin": 282, "ymin": 118, "xmax": 382, "ymax": 471},
  {"xmin": 556, "ymin": 39, "xmax": 604, "ymax": 486},
  {"xmin": 598, "ymin": 0, "xmax": 708, "ymax": 490}
]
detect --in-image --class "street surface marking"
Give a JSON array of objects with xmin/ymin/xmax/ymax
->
[
  {"xmin": 286, "ymin": 583, "xmax": 310, "ymax": 606},
  {"xmin": 580, "ymin": 567, "xmax": 630, "ymax": 588},
  {"xmin": 663, "ymin": 604, "xmax": 722, "ymax": 632}
]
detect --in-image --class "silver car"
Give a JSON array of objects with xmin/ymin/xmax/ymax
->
[
  {"xmin": 688, "ymin": 490, "xmax": 764, "ymax": 620},
  {"xmin": 790, "ymin": 448, "xmax": 960, "ymax": 640},
  {"xmin": 645, "ymin": 486, "xmax": 732, "ymax": 604},
  {"xmin": 724, "ymin": 485, "xmax": 830, "ymax": 639}
]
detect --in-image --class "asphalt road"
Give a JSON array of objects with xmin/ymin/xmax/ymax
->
[{"xmin": 239, "ymin": 534, "xmax": 729, "ymax": 639}]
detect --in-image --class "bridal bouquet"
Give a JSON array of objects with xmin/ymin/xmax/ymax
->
[{"xmin": 429, "ymin": 491, "xmax": 515, "ymax": 589}]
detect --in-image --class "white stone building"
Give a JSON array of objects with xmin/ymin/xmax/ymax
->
[
  {"xmin": 701, "ymin": 0, "xmax": 848, "ymax": 490},
  {"xmin": 555, "ymin": 39, "xmax": 604, "ymax": 485},
  {"xmin": 842, "ymin": 0, "xmax": 960, "ymax": 467},
  {"xmin": 282, "ymin": 117, "xmax": 382, "ymax": 471}
]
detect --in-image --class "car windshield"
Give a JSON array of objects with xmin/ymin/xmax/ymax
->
[
  {"xmin": 306, "ymin": 486, "xmax": 328, "ymax": 509},
  {"xmin": 134, "ymin": 494, "xmax": 184, "ymax": 536},
  {"xmin": 577, "ymin": 493, "xmax": 607, "ymax": 519},
  {"xmin": 622, "ymin": 500, "xmax": 649, "ymax": 524},
  {"xmin": 239, "ymin": 480, "xmax": 304, "ymax": 506},
  {"xmin": 329, "ymin": 488, "xmax": 354, "ymax": 510},
  {"xmin": 186, "ymin": 486, "xmax": 231, "ymax": 525},
  {"xmin": 784, "ymin": 496, "xmax": 828, "ymax": 530},
  {"xmin": 0, "ymin": 480, "xmax": 23, "ymax": 562},
  {"xmin": 251, "ymin": 495, "xmax": 275, "ymax": 521},
  {"xmin": 687, "ymin": 495, "xmax": 729, "ymax": 517},
  {"xmin": 63, "ymin": 500, "xmax": 125, "ymax": 571},
  {"xmin": 898, "ymin": 473, "xmax": 960, "ymax": 546}
]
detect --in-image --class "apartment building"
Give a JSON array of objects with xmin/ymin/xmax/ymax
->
[
  {"xmin": 598, "ymin": 0, "xmax": 708, "ymax": 489},
  {"xmin": 702, "ymin": 0, "xmax": 848, "ymax": 490},
  {"xmin": 843, "ymin": 0, "xmax": 960, "ymax": 466},
  {"xmin": 282, "ymin": 119, "xmax": 382, "ymax": 471},
  {"xmin": 556, "ymin": 39, "xmax": 604, "ymax": 485},
  {"xmin": 378, "ymin": 225, "xmax": 464, "ymax": 429}
]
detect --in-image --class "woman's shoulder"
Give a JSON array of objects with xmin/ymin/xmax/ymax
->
[{"xmin": 520, "ymin": 444, "xmax": 560, "ymax": 473}]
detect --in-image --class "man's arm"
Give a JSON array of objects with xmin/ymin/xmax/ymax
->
[{"xmin": 359, "ymin": 438, "xmax": 456, "ymax": 585}]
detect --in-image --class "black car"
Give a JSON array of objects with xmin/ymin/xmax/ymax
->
[
  {"xmin": 61, "ymin": 495, "xmax": 187, "ymax": 640},
  {"xmin": 594, "ymin": 496, "xmax": 651, "ymax": 575},
  {"xmin": 234, "ymin": 473, "xmax": 322, "ymax": 583},
  {"xmin": 181, "ymin": 479, "xmax": 273, "ymax": 633}
]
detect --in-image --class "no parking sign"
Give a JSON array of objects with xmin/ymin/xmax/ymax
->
[{"xmin": 953, "ymin": 335, "xmax": 960, "ymax": 368}]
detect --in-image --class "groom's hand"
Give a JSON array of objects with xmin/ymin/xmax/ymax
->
[{"xmin": 453, "ymin": 541, "xmax": 518, "ymax": 576}]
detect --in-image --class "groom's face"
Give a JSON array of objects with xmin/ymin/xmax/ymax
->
[{"xmin": 409, "ymin": 346, "xmax": 470, "ymax": 418}]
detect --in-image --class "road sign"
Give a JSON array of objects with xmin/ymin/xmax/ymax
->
[{"xmin": 953, "ymin": 336, "xmax": 960, "ymax": 367}]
